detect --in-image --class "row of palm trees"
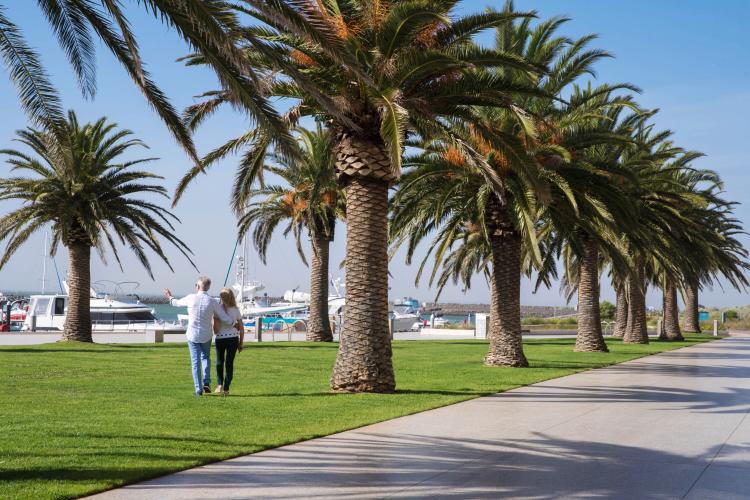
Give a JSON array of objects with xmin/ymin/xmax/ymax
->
[{"xmin": 1, "ymin": 2, "xmax": 747, "ymax": 390}]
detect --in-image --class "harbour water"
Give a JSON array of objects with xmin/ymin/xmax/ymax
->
[
  {"xmin": 147, "ymin": 303, "xmax": 474, "ymax": 326},
  {"xmin": 149, "ymin": 303, "xmax": 186, "ymax": 322}
]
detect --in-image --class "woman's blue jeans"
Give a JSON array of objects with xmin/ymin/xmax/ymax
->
[{"xmin": 187, "ymin": 340, "xmax": 212, "ymax": 393}]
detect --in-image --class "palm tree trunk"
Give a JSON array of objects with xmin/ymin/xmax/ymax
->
[
  {"xmin": 682, "ymin": 280, "xmax": 702, "ymax": 333},
  {"xmin": 330, "ymin": 176, "xmax": 395, "ymax": 392},
  {"xmin": 307, "ymin": 232, "xmax": 333, "ymax": 342},
  {"xmin": 62, "ymin": 242, "xmax": 92, "ymax": 342},
  {"xmin": 612, "ymin": 284, "xmax": 627, "ymax": 338},
  {"xmin": 575, "ymin": 238, "xmax": 608, "ymax": 352},
  {"xmin": 484, "ymin": 196, "xmax": 528, "ymax": 367},
  {"xmin": 660, "ymin": 281, "xmax": 683, "ymax": 340},
  {"xmin": 623, "ymin": 258, "xmax": 648, "ymax": 344}
]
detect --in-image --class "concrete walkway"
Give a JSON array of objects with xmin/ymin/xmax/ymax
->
[{"xmin": 90, "ymin": 337, "xmax": 750, "ymax": 500}]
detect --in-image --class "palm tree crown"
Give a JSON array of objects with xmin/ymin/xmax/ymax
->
[
  {"xmin": 238, "ymin": 125, "xmax": 342, "ymax": 265},
  {"xmin": 0, "ymin": 1, "xmax": 275, "ymax": 165},
  {"xmin": 238, "ymin": 125, "xmax": 343, "ymax": 342},
  {"xmin": 0, "ymin": 110, "xmax": 193, "ymax": 341}
]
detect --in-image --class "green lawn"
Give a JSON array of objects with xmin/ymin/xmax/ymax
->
[{"xmin": 1, "ymin": 335, "xmax": 715, "ymax": 499}]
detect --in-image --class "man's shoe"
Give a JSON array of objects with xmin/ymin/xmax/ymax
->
[
  {"xmin": 194, "ymin": 391, "xmax": 203, "ymax": 397},
  {"xmin": 203, "ymin": 385, "xmax": 211, "ymax": 394}
]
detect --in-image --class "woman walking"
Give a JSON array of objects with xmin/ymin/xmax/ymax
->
[{"xmin": 213, "ymin": 288, "xmax": 245, "ymax": 396}]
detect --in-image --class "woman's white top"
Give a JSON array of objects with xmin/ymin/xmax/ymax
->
[{"xmin": 215, "ymin": 306, "xmax": 243, "ymax": 339}]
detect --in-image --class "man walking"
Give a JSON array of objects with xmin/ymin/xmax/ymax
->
[{"xmin": 165, "ymin": 276, "xmax": 234, "ymax": 396}]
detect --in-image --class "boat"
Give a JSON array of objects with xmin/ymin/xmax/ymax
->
[
  {"xmin": 0, "ymin": 296, "xmax": 28, "ymax": 332},
  {"xmin": 235, "ymin": 283, "xmax": 309, "ymax": 320},
  {"xmin": 390, "ymin": 297, "xmax": 422, "ymax": 333},
  {"xmin": 201, "ymin": 239, "xmax": 310, "ymax": 333},
  {"xmin": 21, "ymin": 282, "xmax": 184, "ymax": 333},
  {"xmin": 237, "ymin": 278, "xmax": 347, "ymax": 333},
  {"xmin": 430, "ymin": 312, "xmax": 451, "ymax": 327}
]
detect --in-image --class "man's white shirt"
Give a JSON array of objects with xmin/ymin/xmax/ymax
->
[{"xmin": 170, "ymin": 291, "xmax": 233, "ymax": 343}]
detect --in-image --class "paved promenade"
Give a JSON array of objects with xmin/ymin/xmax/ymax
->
[{"xmin": 91, "ymin": 336, "xmax": 750, "ymax": 499}]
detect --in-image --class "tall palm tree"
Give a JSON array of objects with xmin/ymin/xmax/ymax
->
[
  {"xmin": 650, "ymin": 157, "xmax": 715, "ymax": 341},
  {"xmin": 0, "ymin": 111, "xmax": 193, "ymax": 342},
  {"xmin": 611, "ymin": 282, "xmax": 627, "ymax": 337},
  {"xmin": 681, "ymin": 280, "xmax": 702, "ymax": 333},
  {"xmin": 616, "ymin": 123, "xmax": 700, "ymax": 344},
  {"xmin": 392, "ymin": 136, "xmax": 546, "ymax": 368},
  {"xmin": 540, "ymin": 87, "xmax": 640, "ymax": 353},
  {"xmin": 237, "ymin": 126, "xmax": 343, "ymax": 342},
  {"xmin": 178, "ymin": 1, "xmax": 543, "ymax": 391},
  {"xmin": 393, "ymin": 5, "xmax": 637, "ymax": 364},
  {"xmin": 1, "ymin": 1, "xmax": 287, "ymax": 164},
  {"xmin": 677, "ymin": 193, "xmax": 750, "ymax": 334},
  {"xmin": 481, "ymin": 6, "xmax": 643, "ymax": 358}
]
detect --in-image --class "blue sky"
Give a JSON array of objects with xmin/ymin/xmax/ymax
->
[{"xmin": 0, "ymin": 0, "xmax": 748, "ymax": 308}]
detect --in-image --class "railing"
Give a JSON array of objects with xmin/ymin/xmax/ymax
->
[
  {"xmin": 90, "ymin": 320, "xmax": 171, "ymax": 332},
  {"xmin": 250, "ymin": 318, "xmax": 307, "ymax": 341}
]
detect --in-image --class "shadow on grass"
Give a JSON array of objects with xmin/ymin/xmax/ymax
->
[{"xmin": 51, "ymin": 432, "xmax": 240, "ymax": 446}]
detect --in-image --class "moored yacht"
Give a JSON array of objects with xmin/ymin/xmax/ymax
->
[
  {"xmin": 391, "ymin": 296, "xmax": 422, "ymax": 332},
  {"xmin": 21, "ymin": 283, "xmax": 184, "ymax": 333}
]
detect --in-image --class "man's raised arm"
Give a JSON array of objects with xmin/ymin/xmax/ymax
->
[{"xmin": 164, "ymin": 288, "xmax": 189, "ymax": 307}]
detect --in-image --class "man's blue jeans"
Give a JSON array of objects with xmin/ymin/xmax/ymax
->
[{"xmin": 187, "ymin": 340, "xmax": 212, "ymax": 393}]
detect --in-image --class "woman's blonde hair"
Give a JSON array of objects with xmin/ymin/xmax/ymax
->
[{"xmin": 219, "ymin": 287, "xmax": 237, "ymax": 309}]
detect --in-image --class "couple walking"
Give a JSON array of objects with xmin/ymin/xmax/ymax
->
[{"xmin": 164, "ymin": 276, "xmax": 245, "ymax": 396}]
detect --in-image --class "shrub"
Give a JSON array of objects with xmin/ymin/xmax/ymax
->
[{"xmin": 600, "ymin": 300, "xmax": 615, "ymax": 319}]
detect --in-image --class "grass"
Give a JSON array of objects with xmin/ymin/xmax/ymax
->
[{"xmin": 1, "ymin": 335, "xmax": 715, "ymax": 499}]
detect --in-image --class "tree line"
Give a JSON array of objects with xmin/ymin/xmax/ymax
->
[{"xmin": 0, "ymin": 1, "xmax": 747, "ymax": 394}]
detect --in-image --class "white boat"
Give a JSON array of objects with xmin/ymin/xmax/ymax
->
[
  {"xmin": 430, "ymin": 313, "xmax": 451, "ymax": 327},
  {"xmin": 233, "ymin": 281, "xmax": 309, "ymax": 319},
  {"xmin": 21, "ymin": 282, "xmax": 184, "ymax": 333},
  {"xmin": 226, "ymin": 238, "xmax": 309, "ymax": 325},
  {"xmin": 391, "ymin": 309, "xmax": 420, "ymax": 332},
  {"xmin": 390, "ymin": 297, "xmax": 422, "ymax": 333}
]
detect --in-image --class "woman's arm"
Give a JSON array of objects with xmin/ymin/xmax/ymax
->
[{"xmin": 236, "ymin": 315, "xmax": 245, "ymax": 351}]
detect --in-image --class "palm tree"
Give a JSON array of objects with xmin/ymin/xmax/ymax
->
[
  {"xmin": 178, "ymin": 1, "xmax": 543, "ymax": 391},
  {"xmin": 393, "ymin": 135, "xmax": 555, "ymax": 368},
  {"xmin": 676, "ymin": 190, "xmax": 750, "ymax": 334},
  {"xmin": 681, "ymin": 281, "xmax": 702, "ymax": 333},
  {"xmin": 650, "ymin": 157, "xmax": 715, "ymax": 341},
  {"xmin": 611, "ymin": 283, "xmax": 627, "ymax": 337},
  {"xmin": 1, "ymin": 1, "xmax": 287, "ymax": 164},
  {"xmin": 616, "ymin": 124, "xmax": 702, "ymax": 344},
  {"xmin": 237, "ymin": 126, "xmax": 343, "ymax": 342},
  {"xmin": 541, "ymin": 87, "xmax": 640, "ymax": 353},
  {"xmin": 0, "ymin": 111, "xmax": 193, "ymax": 342},
  {"xmin": 393, "ymin": 5, "xmax": 638, "ymax": 364},
  {"xmin": 482, "ymin": 7, "xmax": 644, "ymax": 358}
]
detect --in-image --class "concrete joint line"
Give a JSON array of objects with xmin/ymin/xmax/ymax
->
[{"xmin": 681, "ymin": 406, "xmax": 750, "ymax": 499}]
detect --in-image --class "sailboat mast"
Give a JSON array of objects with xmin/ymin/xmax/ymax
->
[
  {"xmin": 235, "ymin": 235, "xmax": 249, "ymax": 307},
  {"xmin": 41, "ymin": 232, "xmax": 48, "ymax": 294}
]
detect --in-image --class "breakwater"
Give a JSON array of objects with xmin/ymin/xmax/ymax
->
[{"xmin": 420, "ymin": 303, "xmax": 575, "ymax": 318}]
